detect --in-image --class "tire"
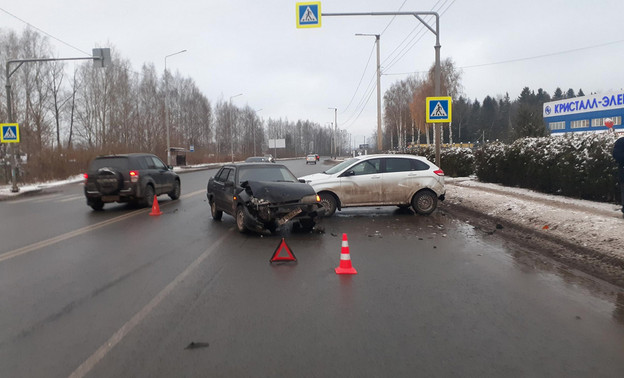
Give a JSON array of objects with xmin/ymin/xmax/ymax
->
[
  {"xmin": 143, "ymin": 184, "xmax": 155, "ymax": 208},
  {"xmin": 298, "ymin": 219, "xmax": 316, "ymax": 232},
  {"xmin": 319, "ymin": 192, "xmax": 337, "ymax": 217},
  {"xmin": 235, "ymin": 206, "xmax": 248, "ymax": 233},
  {"xmin": 95, "ymin": 167, "xmax": 123, "ymax": 195},
  {"xmin": 89, "ymin": 200, "xmax": 104, "ymax": 211},
  {"xmin": 169, "ymin": 180, "xmax": 181, "ymax": 200},
  {"xmin": 411, "ymin": 190, "xmax": 438, "ymax": 215},
  {"xmin": 210, "ymin": 199, "xmax": 223, "ymax": 220}
]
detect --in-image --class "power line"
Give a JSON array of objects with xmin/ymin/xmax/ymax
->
[
  {"xmin": 0, "ymin": 7, "xmax": 91, "ymax": 56},
  {"xmin": 384, "ymin": 38, "xmax": 624, "ymax": 76},
  {"xmin": 340, "ymin": 43, "xmax": 376, "ymax": 115}
]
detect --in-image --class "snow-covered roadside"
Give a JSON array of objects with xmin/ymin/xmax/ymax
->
[{"xmin": 444, "ymin": 177, "xmax": 624, "ymax": 265}]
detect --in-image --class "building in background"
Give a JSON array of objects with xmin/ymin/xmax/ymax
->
[{"xmin": 543, "ymin": 91, "xmax": 624, "ymax": 134}]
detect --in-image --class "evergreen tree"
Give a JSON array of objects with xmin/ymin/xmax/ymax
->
[
  {"xmin": 577, "ymin": 88, "xmax": 585, "ymax": 97},
  {"xmin": 553, "ymin": 87, "xmax": 564, "ymax": 100}
]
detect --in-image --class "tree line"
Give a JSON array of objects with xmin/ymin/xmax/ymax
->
[
  {"xmin": 382, "ymin": 58, "xmax": 584, "ymax": 149},
  {"xmin": 0, "ymin": 29, "xmax": 336, "ymax": 183}
]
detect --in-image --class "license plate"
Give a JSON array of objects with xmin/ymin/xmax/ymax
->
[
  {"xmin": 277, "ymin": 207, "xmax": 302, "ymax": 225},
  {"xmin": 102, "ymin": 195, "xmax": 120, "ymax": 202}
]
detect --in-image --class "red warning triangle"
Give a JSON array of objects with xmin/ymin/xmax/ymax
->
[{"xmin": 270, "ymin": 238, "xmax": 297, "ymax": 263}]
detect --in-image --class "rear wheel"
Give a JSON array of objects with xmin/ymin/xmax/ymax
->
[
  {"xmin": 411, "ymin": 191, "xmax": 437, "ymax": 215},
  {"xmin": 210, "ymin": 199, "xmax": 223, "ymax": 220},
  {"xmin": 235, "ymin": 206, "xmax": 248, "ymax": 233},
  {"xmin": 89, "ymin": 200, "xmax": 104, "ymax": 211},
  {"xmin": 143, "ymin": 185, "xmax": 155, "ymax": 208},
  {"xmin": 319, "ymin": 193, "xmax": 337, "ymax": 217}
]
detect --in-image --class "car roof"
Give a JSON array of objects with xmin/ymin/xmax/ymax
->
[
  {"xmin": 95, "ymin": 153, "xmax": 155, "ymax": 158},
  {"xmin": 223, "ymin": 162, "xmax": 284, "ymax": 168},
  {"xmin": 351, "ymin": 154, "xmax": 428, "ymax": 160}
]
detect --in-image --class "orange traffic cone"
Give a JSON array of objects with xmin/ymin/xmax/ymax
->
[
  {"xmin": 149, "ymin": 195, "xmax": 162, "ymax": 216},
  {"xmin": 335, "ymin": 233, "xmax": 357, "ymax": 274}
]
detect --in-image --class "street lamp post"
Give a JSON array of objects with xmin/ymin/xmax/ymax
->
[
  {"xmin": 164, "ymin": 49, "xmax": 187, "ymax": 166},
  {"xmin": 328, "ymin": 107, "xmax": 337, "ymax": 157},
  {"xmin": 253, "ymin": 108, "xmax": 263, "ymax": 156},
  {"xmin": 356, "ymin": 33, "xmax": 382, "ymax": 152},
  {"xmin": 229, "ymin": 93, "xmax": 243, "ymax": 162}
]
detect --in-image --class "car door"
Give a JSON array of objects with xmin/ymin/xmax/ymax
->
[
  {"xmin": 338, "ymin": 158, "xmax": 382, "ymax": 206},
  {"xmin": 150, "ymin": 155, "xmax": 174, "ymax": 193},
  {"xmin": 213, "ymin": 167, "xmax": 236, "ymax": 213},
  {"xmin": 382, "ymin": 157, "xmax": 431, "ymax": 204}
]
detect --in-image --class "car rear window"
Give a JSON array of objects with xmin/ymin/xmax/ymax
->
[{"xmin": 89, "ymin": 157, "xmax": 129, "ymax": 171}]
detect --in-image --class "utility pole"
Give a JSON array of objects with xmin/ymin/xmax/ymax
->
[
  {"xmin": 164, "ymin": 49, "xmax": 187, "ymax": 166},
  {"xmin": 328, "ymin": 107, "xmax": 337, "ymax": 157},
  {"xmin": 355, "ymin": 33, "xmax": 381, "ymax": 152}
]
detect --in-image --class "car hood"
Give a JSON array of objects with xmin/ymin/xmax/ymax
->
[
  {"xmin": 298, "ymin": 172, "xmax": 329, "ymax": 183},
  {"xmin": 245, "ymin": 181, "xmax": 316, "ymax": 203}
]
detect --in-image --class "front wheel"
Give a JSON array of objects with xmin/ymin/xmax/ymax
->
[
  {"xmin": 411, "ymin": 191, "xmax": 437, "ymax": 215},
  {"xmin": 235, "ymin": 206, "xmax": 248, "ymax": 233},
  {"xmin": 319, "ymin": 193, "xmax": 337, "ymax": 217},
  {"xmin": 169, "ymin": 180, "xmax": 181, "ymax": 200}
]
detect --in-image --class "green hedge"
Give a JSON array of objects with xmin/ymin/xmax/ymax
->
[
  {"xmin": 408, "ymin": 133, "xmax": 620, "ymax": 203},
  {"xmin": 473, "ymin": 133, "xmax": 620, "ymax": 202}
]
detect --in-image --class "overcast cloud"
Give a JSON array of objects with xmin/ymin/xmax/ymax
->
[{"xmin": 2, "ymin": 0, "xmax": 624, "ymax": 144}]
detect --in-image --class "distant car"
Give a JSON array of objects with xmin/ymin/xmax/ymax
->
[
  {"xmin": 306, "ymin": 154, "xmax": 317, "ymax": 164},
  {"xmin": 263, "ymin": 154, "xmax": 275, "ymax": 163},
  {"xmin": 206, "ymin": 163, "xmax": 323, "ymax": 233},
  {"xmin": 84, "ymin": 153, "xmax": 180, "ymax": 210},
  {"xmin": 299, "ymin": 154, "xmax": 445, "ymax": 216},
  {"xmin": 245, "ymin": 156, "xmax": 272, "ymax": 163}
]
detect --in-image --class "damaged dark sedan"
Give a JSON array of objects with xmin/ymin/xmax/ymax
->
[{"xmin": 206, "ymin": 163, "xmax": 323, "ymax": 233}]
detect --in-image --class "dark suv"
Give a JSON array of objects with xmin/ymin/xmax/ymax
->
[{"xmin": 84, "ymin": 153, "xmax": 181, "ymax": 210}]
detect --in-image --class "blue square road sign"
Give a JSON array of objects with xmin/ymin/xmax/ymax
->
[{"xmin": 1, "ymin": 123, "xmax": 20, "ymax": 143}]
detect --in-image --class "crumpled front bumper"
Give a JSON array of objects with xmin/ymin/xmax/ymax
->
[{"xmin": 242, "ymin": 202, "xmax": 323, "ymax": 231}]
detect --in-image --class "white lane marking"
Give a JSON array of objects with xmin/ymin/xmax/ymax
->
[
  {"xmin": 58, "ymin": 195, "xmax": 83, "ymax": 203},
  {"xmin": 0, "ymin": 189, "xmax": 206, "ymax": 264},
  {"xmin": 8, "ymin": 193, "xmax": 63, "ymax": 204},
  {"xmin": 68, "ymin": 231, "xmax": 231, "ymax": 378}
]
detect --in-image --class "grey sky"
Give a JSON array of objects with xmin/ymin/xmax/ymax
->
[{"xmin": 2, "ymin": 0, "xmax": 624, "ymax": 145}]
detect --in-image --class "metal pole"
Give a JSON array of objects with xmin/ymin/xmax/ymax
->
[
  {"xmin": 229, "ymin": 93, "xmax": 243, "ymax": 162},
  {"xmin": 375, "ymin": 34, "xmax": 382, "ymax": 153},
  {"xmin": 324, "ymin": 11, "xmax": 441, "ymax": 164},
  {"xmin": 164, "ymin": 49, "xmax": 187, "ymax": 166},
  {"xmin": 5, "ymin": 63, "xmax": 18, "ymax": 192},
  {"xmin": 328, "ymin": 107, "xmax": 337, "ymax": 157}
]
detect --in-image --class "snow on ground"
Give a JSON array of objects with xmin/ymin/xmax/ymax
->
[{"xmin": 445, "ymin": 177, "xmax": 624, "ymax": 262}]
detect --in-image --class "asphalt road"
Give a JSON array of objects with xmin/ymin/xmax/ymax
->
[{"xmin": 1, "ymin": 158, "xmax": 623, "ymax": 377}]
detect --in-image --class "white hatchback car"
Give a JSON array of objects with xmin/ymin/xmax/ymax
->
[
  {"xmin": 299, "ymin": 154, "xmax": 445, "ymax": 216},
  {"xmin": 306, "ymin": 154, "xmax": 317, "ymax": 164}
]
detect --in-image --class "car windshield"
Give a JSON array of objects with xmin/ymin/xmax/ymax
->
[
  {"xmin": 238, "ymin": 165, "xmax": 298, "ymax": 183},
  {"xmin": 89, "ymin": 157, "xmax": 129, "ymax": 171},
  {"xmin": 324, "ymin": 158, "xmax": 359, "ymax": 174}
]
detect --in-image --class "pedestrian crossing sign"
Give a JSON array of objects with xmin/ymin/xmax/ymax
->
[
  {"xmin": 296, "ymin": 2, "xmax": 321, "ymax": 28},
  {"xmin": 426, "ymin": 97, "xmax": 452, "ymax": 123},
  {"xmin": 1, "ymin": 123, "xmax": 19, "ymax": 143}
]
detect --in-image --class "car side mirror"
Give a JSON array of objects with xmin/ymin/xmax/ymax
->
[
  {"xmin": 168, "ymin": 165, "xmax": 174, "ymax": 170},
  {"xmin": 298, "ymin": 179, "xmax": 306, "ymax": 183}
]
